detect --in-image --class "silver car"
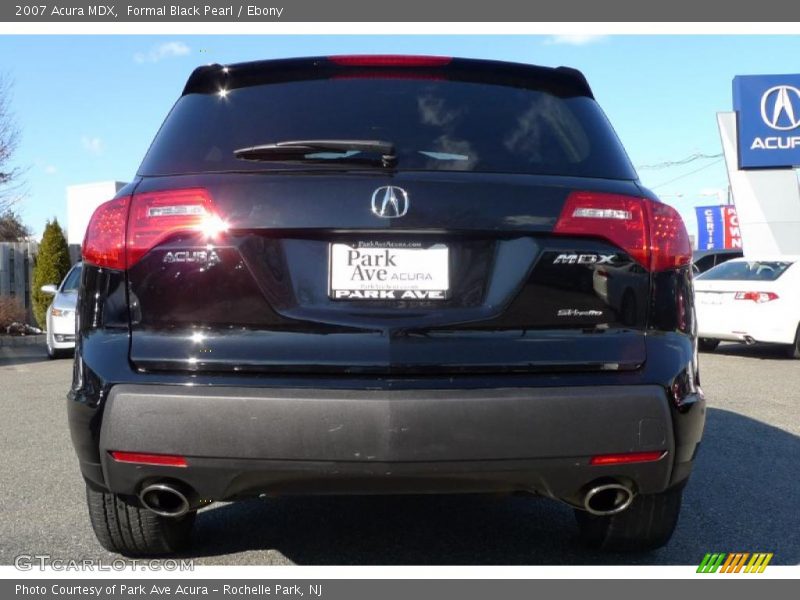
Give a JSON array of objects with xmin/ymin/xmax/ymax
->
[{"xmin": 40, "ymin": 262, "xmax": 81, "ymax": 359}]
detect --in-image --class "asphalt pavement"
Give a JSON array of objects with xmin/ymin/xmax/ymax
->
[{"xmin": 0, "ymin": 341, "xmax": 797, "ymax": 565}]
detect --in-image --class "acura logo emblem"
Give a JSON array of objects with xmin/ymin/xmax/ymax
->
[
  {"xmin": 760, "ymin": 85, "xmax": 800, "ymax": 131},
  {"xmin": 371, "ymin": 186, "xmax": 409, "ymax": 218}
]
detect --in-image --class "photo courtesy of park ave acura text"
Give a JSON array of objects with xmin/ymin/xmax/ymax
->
[{"xmin": 0, "ymin": 33, "xmax": 797, "ymax": 569}]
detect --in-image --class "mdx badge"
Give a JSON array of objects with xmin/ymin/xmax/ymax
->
[
  {"xmin": 371, "ymin": 186, "xmax": 409, "ymax": 218},
  {"xmin": 553, "ymin": 253, "xmax": 617, "ymax": 265}
]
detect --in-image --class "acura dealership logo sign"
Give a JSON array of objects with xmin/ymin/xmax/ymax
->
[
  {"xmin": 760, "ymin": 85, "xmax": 800, "ymax": 130},
  {"xmin": 734, "ymin": 74, "xmax": 800, "ymax": 168},
  {"xmin": 371, "ymin": 186, "xmax": 409, "ymax": 218}
]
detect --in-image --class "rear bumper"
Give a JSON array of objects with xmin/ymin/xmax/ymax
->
[
  {"xmin": 88, "ymin": 383, "xmax": 703, "ymax": 503},
  {"xmin": 48, "ymin": 333, "xmax": 76, "ymax": 349},
  {"xmin": 697, "ymin": 330, "xmax": 793, "ymax": 345},
  {"xmin": 696, "ymin": 304, "xmax": 796, "ymax": 345},
  {"xmin": 47, "ymin": 314, "xmax": 76, "ymax": 349}
]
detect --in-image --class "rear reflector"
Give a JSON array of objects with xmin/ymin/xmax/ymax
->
[
  {"xmin": 328, "ymin": 55, "xmax": 453, "ymax": 67},
  {"xmin": 554, "ymin": 191, "xmax": 691, "ymax": 272},
  {"xmin": 109, "ymin": 451, "xmax": 188, "ymax": 467},
  {"xmin": 589, "ymin": 450, "xmax": 666, "ymax": 466},
  {"xmin": 734, "ymin": 291, "xmax": 779, "ymax": 303}
]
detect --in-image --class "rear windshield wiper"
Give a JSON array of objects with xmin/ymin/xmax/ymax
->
[{"xmin": 233, "ymin": 139, "xmax": 397, "ymax": 167}]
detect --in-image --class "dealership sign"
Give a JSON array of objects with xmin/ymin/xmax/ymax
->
[
  {"xmin": 695, "ymin": 205, "xmax": 742, "ymax": 250},
  {"xmin": 734, "ymin": 74, "xmax": 800, "ymax": 168}
]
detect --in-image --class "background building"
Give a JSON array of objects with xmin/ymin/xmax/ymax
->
[
  {"xmin": 715, "ymin": 74, "xmax": 800, "ymax": 256},
  {"xmin": 66, "ymin": 181, "xmax": 127, "ymax": 263}
]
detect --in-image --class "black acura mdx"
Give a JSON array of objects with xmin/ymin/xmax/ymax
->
[{"xmin": 69, "ymin": 55, "xmax": 705, "ymax": 556}]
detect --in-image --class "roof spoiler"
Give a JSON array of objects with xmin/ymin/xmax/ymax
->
[{"xmin": 181, "ymin": 56, "xmax": 594, "ymax": 99}]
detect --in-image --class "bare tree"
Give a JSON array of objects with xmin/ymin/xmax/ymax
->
[
  {"xmin": 0, "ymin": 75, "xmax": 23, "ymax": 214},
  {"xmin": 0, "ymin": 211, "xmax": 30, "ymax": 241}
]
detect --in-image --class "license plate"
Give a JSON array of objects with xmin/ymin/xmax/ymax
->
[
  {"xmin": 329, "ymin": 242, "xmax": 449, "ymax": 300},
  {"xmin": 698, "ymin": 292, "xmax": 723, "ymax": 305}
]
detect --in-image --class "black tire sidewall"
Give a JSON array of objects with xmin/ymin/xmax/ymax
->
[
  {"xmin": 575, "ymin": 485, "xmax": 683, "ymax": 552},
  {"xmin": 85, "ymin": 484, "xmax": 195, "ymax": 556},
  {"xmin": 698, "ymin": 338, "xmax": 719, "ymax": 352},
  {"xmin": 789, "ymin": 324, "xmax": 800, "ymax": 359}
]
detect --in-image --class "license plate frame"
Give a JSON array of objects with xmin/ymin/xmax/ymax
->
[{"xmin": 328, "ymin": 241, "xmax": 450, "ymax": 301}]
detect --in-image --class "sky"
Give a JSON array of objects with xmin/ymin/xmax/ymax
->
[{"xmin": 3, "ymin": 34, "xmax": 800, "ymax": 239}]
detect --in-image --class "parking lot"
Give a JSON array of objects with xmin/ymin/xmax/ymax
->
[{"xmin": 0, "ymin": 341, "xmax": 797, "ymax": 566}]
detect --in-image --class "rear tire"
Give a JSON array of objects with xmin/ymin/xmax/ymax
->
[
  {"xmin": 85, "ymin": 484, "xmax": 195, "ymax": 556},
  {"xmin": 698, "ymin": 338, "xmax": 719, "ymax": 352},
  {"xmin": 787, "ymin": 325, "xmax": 800, "ymax": 359},
  {"xmin": 46, "ymin": 336, "xmax": 59, "ymax": 359},
  {"xmin": 575, "ymin": 485, "xmax": 683, "ymax": 552},
  {"xmin": 46, "ymin": 335, "xmax": 73, "ymax": 359}
]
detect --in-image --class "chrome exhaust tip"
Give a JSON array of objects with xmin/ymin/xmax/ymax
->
[
  {"xmin": 139, "ymin": 483, "xmax": 194, "ymax": 518},
  {"xmin": 583, "ymin": 482, "xmax": 635, "ymax": 516}
]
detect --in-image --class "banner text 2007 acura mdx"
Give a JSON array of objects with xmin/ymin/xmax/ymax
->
[{"xmin": 69, "ymin": 55, "xmax": 704, "ymax": 556}]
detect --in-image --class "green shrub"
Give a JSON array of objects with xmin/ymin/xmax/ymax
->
[{"xmin": 31, "ymin": 219, "xmax": 71, "ymax": 328}]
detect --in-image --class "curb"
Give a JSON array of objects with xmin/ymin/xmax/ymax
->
[{"xmin": 0, "ymin": 334, "xmax": 46, "ymax": 348}]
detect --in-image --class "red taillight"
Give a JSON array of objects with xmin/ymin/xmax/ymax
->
[
  {"xmin": 647, "ymin": 200, "xmax": 693, "ymax": 272},
  {"xmin": 82, "ymin": 188, "xmax": 225, "ymax": 269},
  {"xmin": 109, "ymin": 451, "xmax": 188, "ymax": 467},
  {"xmin": 127, "ymin": 188, "xmax": 225, "ymax": 267},
  {"xmin": 554, "ymin": 192, "xmax": 648, "ymax": 267},
  {"xmin": 734, "ymin": 291, "xmax": 779, "ymax": 303},
  {"xmin": 554, "ymin": 191, "xmax": 691, "ymax": 272},
  {"xmin": 82, "ymin": 196, "xmax": 131, "ymax": 270},
  {"xmin": 589, "ymin": 450, "xmax": 666, "ymax": 466},
  {"xmin": 328, "ymin": 55, "xmax": 452, "ymax": 67}
]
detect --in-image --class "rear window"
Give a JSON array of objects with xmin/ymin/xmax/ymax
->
[
  {"xmin": 139, "ymin": 78, "xmax": 637, "ymax": 179},
  {"xmin": 697, "ymin": 260, "xmax": 794, "ymax": 281}
]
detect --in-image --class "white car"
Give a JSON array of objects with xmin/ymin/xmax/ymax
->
[
  {"xmin": 694, "ymin": 256, "xmax": 800, "ymax": 358},
  {"xmin": 40, "ymin": 262, "xmax": 82, "ymax": 359}
]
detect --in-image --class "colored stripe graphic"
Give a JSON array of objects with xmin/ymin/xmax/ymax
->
[
  {"xmin": 697, "ymin": 553, "xmax": 713, "ymax": 573},
  {"xmin": 698, "ymin": 552, "xmax": 773, "ymax": 573},
  {"xmin": 744, "ymin": 553, "xmax": 774, "ymax": 573},
  {"xmin": 758, "ymin": 554, "xmax": 774, "ymax": 573},
  {"xmin": 732, "ymin": 553, "xmax": 750, "ymax": 573},
  {"xmin": 697, "ymin": 553, "xmax": 726, "ymax": 573},
  {"xmin": 720, "ymin": 553, "xmax": 736, "ymax": 573}
]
